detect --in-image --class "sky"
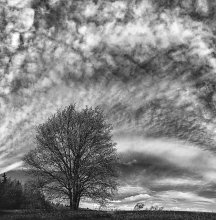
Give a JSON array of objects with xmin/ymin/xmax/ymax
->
[{"xmin": 2, "ymin": 0, "xmax": 216, "ymax": 212}]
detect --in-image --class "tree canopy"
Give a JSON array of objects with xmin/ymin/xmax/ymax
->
[{"xmin": 24, "ymin": 104, "xmax": 118, "ymax": 210}]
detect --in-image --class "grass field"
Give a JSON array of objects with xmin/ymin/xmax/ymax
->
[{"xmin": 0, "ymin": 210, "xmax": 216, "ymax": 220}]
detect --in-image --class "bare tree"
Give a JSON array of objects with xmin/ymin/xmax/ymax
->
[{"xmin": 23, "ymin": 104, "xmax": 118, "ymax": 210}]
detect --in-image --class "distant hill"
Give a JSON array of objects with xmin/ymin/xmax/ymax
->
[{"xmin": 5, "ymin": 170, "xmax": 30, "ymax": 183}]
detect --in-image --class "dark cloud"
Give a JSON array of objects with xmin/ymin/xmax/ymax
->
[
  {"xmin": 198, "ymin": 189, "xmax": 216, "ymax": 199},
  {"xmin": 117, "ymin": 149, "xmax": 207, "ymax": 197},
  {"xmin": 197, "ymin": 183, "xmax": 216, "ymax": 199},
  {"xmin": 119, "ymin": 151, "xmax": 196, "ymax": 180}
]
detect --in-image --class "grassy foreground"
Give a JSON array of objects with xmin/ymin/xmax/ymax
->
[{"xmin": 0, "ymin": 210, "xmax": 216, "ymax": 220}]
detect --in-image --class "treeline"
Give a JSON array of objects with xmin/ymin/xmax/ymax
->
[{"xmin": 0, "ymin": 173, "xmax": 51, "ymax": 210}]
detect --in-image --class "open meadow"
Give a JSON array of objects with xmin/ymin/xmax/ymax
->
[{"xmin": 0, "ymin": 210, "xmax": 216, "ymax": 220}]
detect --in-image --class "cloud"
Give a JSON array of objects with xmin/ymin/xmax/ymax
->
[
  {"xmin": 114, "ymin": 194, "xmax": 151, "ymax": 204},
  {"xmin": 154, "ymin": 178, "xmax": 204, "ymax": 187},
  {"xmin": 114, "ymin": 137, "xmax": 216, "ymax": 210},
  {"xmin": 198, "ymin": 183, "xmax": 216, "ymax": 199},
  {"xmin": 2, "ymin": 0, "xmax": 216, "ymax": 155},
  {"xmin": 116, "ymin": 137, "xmax": 216, "ymax": 173},
  {"xmin": 118, "ymin": 150, "xmax": 195, "ymax": 182},
  {"xmin": 7, "ymin": 0, "xmax": 32, "ymax": 8},
  {"xmin": 0, "ymin": 161, "xmax": 23, "ymax": 174},
  {"xmin": 157, "ymin": 191, "xmax": 215, "ymax": 203}
]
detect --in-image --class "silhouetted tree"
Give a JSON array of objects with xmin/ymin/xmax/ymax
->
[
  {"xmin": 0, "ymin": 176, "xmax": 23, "ymax": 209},
  {"xmin": 0, "ymin": 174, "xmax": 52, "ymax": 210},
  {"xmin": 2, "ymin": 173, "xmax": 7, "ymax": 184},
  {"xmin": 24, "ymin": 104, "xmax": 118, "ymax": 210}
]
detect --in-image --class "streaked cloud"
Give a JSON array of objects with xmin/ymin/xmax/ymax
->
[{"xmin": 0, "ymin": 161, "xmax": 23, "ymax": 174}]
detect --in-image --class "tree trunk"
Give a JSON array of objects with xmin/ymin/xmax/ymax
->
[
  {"xmin": 74, "ymin": 195, "xmax": 80, "ymax": 210},
  {"xmin": 69, "ymin": 190, "xmax": 73, "ymax": 210},
  {"xmin": 76, "ymin": 196, "xmax": 80, "ymax": 210},
  {"xmin": 72, "ymin": 192, "xmax": 80, "ymax": 210},
  {"xmin": 68, "ymin": 189, "xmax": 79, "ymax": 210},
  {"xmin": 72, "ymin": 157, "xmax": 80, "ymax": 210}
]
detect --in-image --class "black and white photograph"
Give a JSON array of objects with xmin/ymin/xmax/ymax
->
[{"xmin": 1, "ymin": 0, "xmax": 216, "ymax": 219}]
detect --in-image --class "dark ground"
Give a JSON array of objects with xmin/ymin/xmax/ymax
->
[{"xmin": 0, "ymin": 210, "xmax": 216, "ymax": 220}]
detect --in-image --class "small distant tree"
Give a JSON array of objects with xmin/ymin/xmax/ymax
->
[
  {"xmin": 23, "ymin": 104, "xmax": 118, "ymax": 210},
  {"xmin": 149, "ymin": 205, "xmax": 164, "ymax": 211},
  {"xmin": 134, "ymin": 202, "xmax": 145, "ymax": 211},
  {"xmin": 2, "ymin": 173, "xmax": 7, "ymax": 183}
]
